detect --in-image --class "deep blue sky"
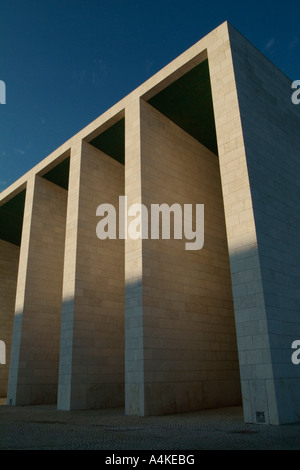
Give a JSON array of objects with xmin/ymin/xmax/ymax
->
[{"xmin": 1, "ymin": 0, "xmax": 299, "ymax": 191}]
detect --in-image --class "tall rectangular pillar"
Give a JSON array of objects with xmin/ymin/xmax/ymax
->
[
  {"xmin": 125, "ymin": 101, "xmax": 145, "ymax": 415},
  {"xmin": 7, "ymin": 176, "xmax": 67, "ymax": 405},
  {"xmin": 57, "ymin": 141, "xmax": 125, "ymax": 410},
  {"xmin": 207, "ymin": 22, "xmax": 271, "ymax": 424},
  {"xmin": 208, "ymin": 22, "xmax": 300, "ymax": 424}
]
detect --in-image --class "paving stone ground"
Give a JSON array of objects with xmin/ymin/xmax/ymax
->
[{"xmin": 0, "ymin": 401, "xmax": 299, "ymax": 450}]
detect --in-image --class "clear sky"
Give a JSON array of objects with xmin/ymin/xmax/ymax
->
[{"xmin": 1, "ymin": 0, "xmax": 299, "ymax": 191}]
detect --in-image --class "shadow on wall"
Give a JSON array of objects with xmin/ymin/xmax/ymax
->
[
  {"xmin": 58, "ymin": 296, "xmax": 125, "ymax": 411},
  {"xmin": 4, "ymin": 243, "xmax": 300, "ymax": 420},
  {"xmin": 6, "ymin": 297, "xmax": 64, "ymax": 406},
  {"xmin": 228, "ymin": 241, "xmax": 300, "ymax": 425},
  {"xmin": 229, "ymin": 242, "xmax": 300, "ymax": 375},
  {"xmin": 124, "ymin": 272, "xmax": 242, "ymax": 416}
]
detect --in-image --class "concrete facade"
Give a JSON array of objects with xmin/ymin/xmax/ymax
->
[
  {"xmin": 0, "ymin": 22, "xmax": 299, "ymax": 424},
  {"xmin": 125, "ymin": 100, "xmax": 241, "ymax": 415}
]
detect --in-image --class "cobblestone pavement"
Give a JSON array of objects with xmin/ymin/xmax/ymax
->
[{"xmin": 0, "ymin": 402, "xmax": 299, "ymax": 450}]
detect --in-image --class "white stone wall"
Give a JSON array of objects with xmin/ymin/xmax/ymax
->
[
  {"xmin": 7, "ymin": 176, "xmax": 67, "ymax": 405},
  {"xmin": 228, "ymin": 24, "xmax": 300, "ymax": 424},
  {"xmin": 125, "ymin": 99, "xmax": 241, "ymax": 415}
]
